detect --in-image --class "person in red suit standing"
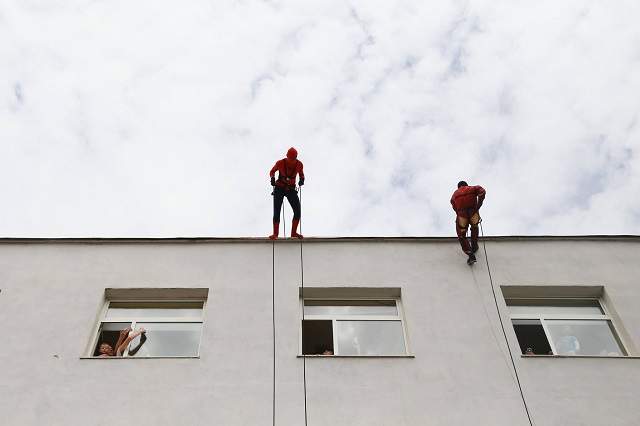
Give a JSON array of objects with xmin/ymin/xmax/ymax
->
[
  {"xmin": 269, "ymin": 147, "xmax": 305, "ymax": 240},
  {"xmin": 450, "ymin": 181, "xmax": 486, "ymax": 264}
]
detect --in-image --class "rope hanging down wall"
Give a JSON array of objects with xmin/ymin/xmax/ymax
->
[
  {"xmin": 272, "ymin": 186, "xmax": 308, "ymax": 426},
  {"xmin": 480, "ymin": 222, "xmax": 534, "ymax": 426},
  {"xmin": 299, "ymin": 186, "xmax": 309, "ymax": 426}
]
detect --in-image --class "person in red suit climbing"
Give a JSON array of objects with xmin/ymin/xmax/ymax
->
[
  {"xmin": 451, "ymin": 181, "xmax": 486, "ymax": 265},
  {"xmin": 269, "ymin": 147, "xmax": 305, "ymax": 239}
]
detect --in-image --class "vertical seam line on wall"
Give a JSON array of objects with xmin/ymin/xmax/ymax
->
[{"xmin": 272, "ymin": 241, "xmax": 276, "ymax": 426}]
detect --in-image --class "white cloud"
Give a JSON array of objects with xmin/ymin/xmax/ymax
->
[{"xmin": 1, "ymin": 0, "xmax": 639, "ymax": 237}]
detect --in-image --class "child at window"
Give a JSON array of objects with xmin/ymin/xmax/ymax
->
[{"xmin": 97, "ymin": 327, "xmax": 146, "ymax": 357}]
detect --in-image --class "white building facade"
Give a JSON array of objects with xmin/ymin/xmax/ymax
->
[{"xmin": 0, "ymin": 236, "xmax": 638, "ymax": 426}]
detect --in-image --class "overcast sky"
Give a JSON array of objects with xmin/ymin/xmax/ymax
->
[{"xmin": 1, "ymin": 0, "xmax": 639, "ymax": 237}]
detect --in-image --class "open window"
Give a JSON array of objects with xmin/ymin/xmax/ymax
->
[
  {"xmin": 300, "ymin": 296, "xmax": 409, "ymax": 356},
  {"xmin": 511, "ymin": 319, "xmax": 552, "ymax": 355},
  {"xmin": 302, "ymin": 320, "xmax": 333, "ymax": 355},
  {"xmin": 506, "ymin": 298, "xmax": 627, "ymax": 357},
  {"xmin": 89, "ymin": 289, "xmax": 207, "ymax": 358}
]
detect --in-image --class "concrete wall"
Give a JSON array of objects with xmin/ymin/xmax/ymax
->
[{"xmin": 0, "ymin": 238, "xmax": 638, "ymax": 426}]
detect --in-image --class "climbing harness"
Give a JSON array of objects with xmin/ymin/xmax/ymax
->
[{"xmin": 277, "ymin": 159, "xmax": 299, "ymax": 189}]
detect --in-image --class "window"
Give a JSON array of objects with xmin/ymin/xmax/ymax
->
[
  {"xmin": 301, "ymin": 299, "xmax": 409, "ymax": 356},
  {"xmin": 506, "ymin": 298, "xmax": 627, "ymax": 357},
  {"xmin": 90, "ymin": 290, "xmax": 207, "ymax": 358}
]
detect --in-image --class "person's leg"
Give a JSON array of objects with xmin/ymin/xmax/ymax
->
[
  {"xmin": 286, "ymin": 189, "xmax": 303, "ymax": 238},
  {"xmin": 270, "ymin": 187, "xmax": 285, "ymax": 239},
  {"xmin": 456, "ymin": 215, "xmax": 471, "ymax": 254},
  {"xmin": 470, "ymin": 212, "xmax": 481, "ymax": 253}
]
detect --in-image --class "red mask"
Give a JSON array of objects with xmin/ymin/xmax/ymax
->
[{"xmin": 286, "ymin": 147, "xmax": 298, "ymax": 160}]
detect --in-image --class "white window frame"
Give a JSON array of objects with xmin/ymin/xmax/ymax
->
[
  {"xmin": 88, "ymin": 298, "xmax": 206, "ymax": 358},
  {"xmin": 507, "ymin": 297, "xmax": 628, "ymax": 356},
  {"xmin": 299, "ymin": 297, "xmax": 411, "ymax": 357}
]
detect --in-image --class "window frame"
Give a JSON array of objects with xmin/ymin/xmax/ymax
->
[
  {"xmin": 506, "ymin": 297, "xmax": 629, "ymax": 357},
  {"xmin": 299, "ymin": 296, "xmax": 412, "ymax": 357},
  {"xmin": 87, "ymin": 298, "xmax": 206, "ymax": 358}
]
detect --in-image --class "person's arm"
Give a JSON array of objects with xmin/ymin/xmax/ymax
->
[
  {"xmin": 127, "ymin": 332, "xmax": 147, "ymax": 356},
  {"xmin": 114, "ymin": 327, "xmax": 131, "ymax": 355},
  {"xmin": 269, "ymin": 161, "xmax": 280, "ymax": 178},
  {"xmin": 115, "ymin": 328, "xmax": 146, "ymax": 356},
  {"xmin": 450, "ymin": 193, "xmax": 457, "ymax": 212},
  {"xmin": 270, "ymin": 160, "xmax": 280, "ymax": 186},
  {"xmin": 298, "ymin": 161, "xmax": 305, "ymax": 185},
  {"xmin": 475, "ymin": 186, "xmax": 486, "ymax": 208}
]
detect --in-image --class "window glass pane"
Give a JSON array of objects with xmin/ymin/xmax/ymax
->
[
  {"xmin": 507, "ymin": 299, "xmax": 603, "ymax": 315},
  {"xmin": 512, "ymin": 319, "xmax": 553, "ymax": 355},
  {"xmin": 93, "ymin": 322, "xmax": 131, "ymax": 357},
  {"xmin": 106, "ymin": 302, "xmax": 203, "ymax": 319},
  {"xmin": 546, "ymin": 320, "xmax": 625, "ymax": 356},
  {"xmin": 304, "ymin": 300, "xmax": 397, "ymax": 316},
  {"xmin": 335, "ymin": 320, "xmax": 405, "ymax": 355},
  {"xmin": 127, "ymin": 323, "xmax": 202, "ymax": 357}
]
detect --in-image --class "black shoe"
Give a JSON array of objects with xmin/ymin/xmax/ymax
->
[{"xmin": 467, "ymin": 253, "xmax": 477, "ymax": 265}]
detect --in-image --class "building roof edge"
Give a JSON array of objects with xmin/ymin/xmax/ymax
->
[{"xmin": 0, "ymin": 235, "xmax": 638, "ymax": 244}]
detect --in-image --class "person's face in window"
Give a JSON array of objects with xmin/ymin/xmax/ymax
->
[{"xmin": 99, "ymin": 343, "xmax": 114, "ymax": 356}]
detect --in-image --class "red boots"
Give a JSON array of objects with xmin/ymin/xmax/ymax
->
[
  {"xmin": 269, "ymin": 222, "xmax": 279, "ymax": 240},
  {"xmin": 269, "ymin": 220, "xmax": 303, "ymax": 239},
  {"xmin": 291, "ymin": 219, "xmax": 304, "ymax": 239}
]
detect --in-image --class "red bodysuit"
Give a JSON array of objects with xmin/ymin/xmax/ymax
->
[
  {"xmin": 450, "ymin": 185, "xmax": 486, "ymax": 217},
  {"xmin": 270, "ymin": 158, "xmax": 304, "ymax": 189}
]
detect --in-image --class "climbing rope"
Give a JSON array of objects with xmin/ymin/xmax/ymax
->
[
  {"xmin": 299, "ymin": 185, "xmax": 308, "ymax": 426},
  {"xmin": 480, "ymin": 222, "xmax": 534, "ymax": 426}
]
